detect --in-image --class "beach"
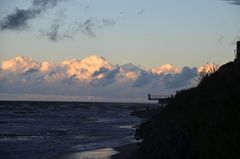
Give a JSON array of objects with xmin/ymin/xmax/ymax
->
[
  {"xmin": 111, "ymin": 108, "xmax": 161, "ymax": 159},
  {"xmin": 111, "ymin": 143, "xmax": 140, "ymax": 159},
  {"xmin": 0, "ymin": 101, "xmax": 148, "ymax": 159}
]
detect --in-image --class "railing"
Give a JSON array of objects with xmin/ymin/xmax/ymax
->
[
  {"xmin": 148, "ymin": 94, "xmax": 172, "ymax": 104},
  {"xmin": 148, "ymin": 95, "xmax": 170, "ymax": 100},
  {"xmin": 148, "ymin": 94, "xmax": 171, "ymax": 100}
]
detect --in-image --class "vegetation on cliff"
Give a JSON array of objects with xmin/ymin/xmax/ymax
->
[{"xmin": 133, "ymin": 59, "xmax": 240, "ymax": 159}]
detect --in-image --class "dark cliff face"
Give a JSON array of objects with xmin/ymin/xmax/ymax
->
[
  {"xmin": 133, "ymin": 60, "xmax": 240, "ymax": 159},
  {"xmin": 237, "ymin": 41, "xmax": 240, "ymax": 59}
]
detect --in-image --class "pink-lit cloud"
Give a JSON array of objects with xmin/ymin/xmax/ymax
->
[{"xmin": 0, "ymin": 56, "xmax": 216, "ymax": 102}]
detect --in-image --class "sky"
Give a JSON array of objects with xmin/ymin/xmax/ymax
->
[
  {"xmin": 0, "ymin": 0, "xmax": 239, "ymax": 67},
  {"xmin": 0, "ymin": 0, "xmax": 239, "ymax": 102}
]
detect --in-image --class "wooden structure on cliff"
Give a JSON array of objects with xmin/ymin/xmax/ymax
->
[{"xmin": 148, "ymin": 94, "xmax": 171, "ymax": 106}]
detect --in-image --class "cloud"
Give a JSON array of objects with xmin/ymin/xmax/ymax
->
[
  {"xmin": 40, "ymin": 20, "xmax": 73, "ymax": 41},
  {"xmin": 90, "ymin": 66, "xmax": 120, "ymax": 87},
  {"xmin": 0, "ymin": 55, "xmax": 209, "ymax": 102},
  {"xmin": 138, "ymin": 8, "xmax": 145, "ymax": 15},
  {"xmin": 75, "ymin": 17, "xmax": 116, "ymax": 37},
  {"xmin": 79, "ymin": 18, "xmax": 97, "ymax": 37},
  {"xmin": 217, "ymin": 36, "xmax": 224, "ymax": 44},
  {"xmin": 0, "ymin": 9, "xmax": 38, "ymax": 30},
  {"xmin": 0, "ymin": 0, "xmax": 116, "ymax": 40},
  {"xmin": 162, "ymin": 67, "xmax": 198, "ymax": 89},
  {"xmin": 1, "ymin": 56, "xmax": 40, "ymax": 73},
  {"xmin": 39, "ymin": 8, "xmax": 74, "ymax": 41},
  {"xmin": 150, "ymin": 64, "xmax": 181, "ymax": 74},
  {"xmin": 133, "ymin": 71, "xmax": 158, "ymax": 87},
  {"xmin": 231, "ymin": 35, "xmax": 240, "ymax": 45},
  {"xmin": 40, "ymin": 15, "xmax": 116, "ymax": 40},
  {"xmin": 222, "ymin": 0, "xmax": 240, "ymax": 5},
  {"xmin": 42, "ymin": 23, "xmax": 61, "ymax": 41},
  {"xmin": 32, "ymin": 0, "xmax": 61, "ymax": 8},
  {"xmin": 0, "ymin": 0, "xmax": 64, "ymax": 31}
]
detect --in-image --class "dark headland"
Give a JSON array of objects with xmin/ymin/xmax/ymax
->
[{"xmin": 113, "ymin": 43, "xmax": 240, "ymax": 159}]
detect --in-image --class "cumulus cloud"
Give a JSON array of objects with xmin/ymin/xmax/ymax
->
[
  {"xmin": 150, "ymin": 64, "xmax": 181, "ymax": 74},
  {"xmin": 1, "ymin": 56, "xmax": 40, "ymax": 73},
  {"xmin": 162, "ymin": 67, "xmax": 198, "ymax": 89},
  {"xmin": 0, "ymin": 0, "xmax": 65, "ymax": 31},
  {"xmin": 0, "ymin": 55, "xmax": 210, "ymax": 102}
]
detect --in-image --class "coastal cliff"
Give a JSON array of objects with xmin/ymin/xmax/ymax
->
[{"xmin": 132, "ymin": 59, "xmax": 240, "ymax": 159}]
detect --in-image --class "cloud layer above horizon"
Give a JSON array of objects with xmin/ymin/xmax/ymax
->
[{"xmin": 0, "ymin": 55, "xmax": 218, "ymax": 102}]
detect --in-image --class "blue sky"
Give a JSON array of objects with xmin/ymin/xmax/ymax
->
[{"xmin": 0, "ymin": 0, "xmax": 239, "ymax": 68}]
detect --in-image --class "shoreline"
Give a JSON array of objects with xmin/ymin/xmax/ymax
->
[
  {"xmin": 111, "ymin": 143, "xmax": 140, "ymax": 159},
  {"xmin": 111, "ymin": 108, "xmax": 161, "ymax": 159},
  {"xmin": 56, "ymin": 107, "xmax": 160, "ymax": 159}
]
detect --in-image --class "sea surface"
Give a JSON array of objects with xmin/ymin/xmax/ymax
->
[{"xmin": 0, "ymin": 101, "xmax": 150, "ymax": 159}]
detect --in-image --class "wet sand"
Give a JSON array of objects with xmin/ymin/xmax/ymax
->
[
  {"xmin": 111, "ymin": 143, "xmax": 140, "ymax": 159},
  {"xmin": 58, "ymin": 108, "xmax": 159, "ymax": 159},
  {"xmin": 56, "ymin": 148, "xmax": 118, "ymax": 159}
]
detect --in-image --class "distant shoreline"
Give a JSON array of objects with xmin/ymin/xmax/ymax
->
[{"xmin": 0, "ymin": 100, "xmax": 153, "ymax": 104}]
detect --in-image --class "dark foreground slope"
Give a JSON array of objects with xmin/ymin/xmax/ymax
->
[{"xmin": 132, "ymin": 59, "xmax": 240, "ymax": 159}]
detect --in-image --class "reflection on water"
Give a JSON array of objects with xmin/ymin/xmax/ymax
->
[{"xmin": 58, "ymin": 148, "xmax": 118, "ymax": 159}]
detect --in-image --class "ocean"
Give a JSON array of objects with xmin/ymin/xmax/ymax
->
[{"xmin": 0, "ymin": 101, "xmax": 150, "ymax": 159}]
